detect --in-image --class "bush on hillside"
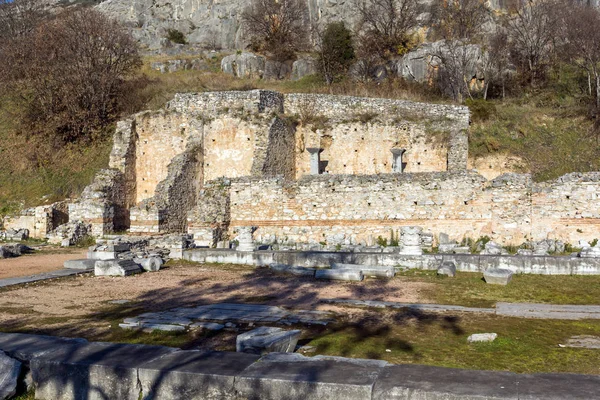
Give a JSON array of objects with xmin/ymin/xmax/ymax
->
[{"xmin": 0, "ymin": 4, "xmax": 143, "ymax": 143}]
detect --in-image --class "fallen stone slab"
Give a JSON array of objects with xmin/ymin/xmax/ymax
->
[
  {"xmin": 31, "ymin": 341, "xmax": 177, "ymax": 400},
  {"xmin": 467, "ymin": 333, "xmax": 498, "ymax": 343},
  {"xmin": 138, "ymin": 350, "xmax": 260, "ymax": 400},
  {"xmin": 483, "ymin": 268, "xmax": 513, "ymax": 285},
  {"xmin": 315, "ymin": 269, "xmax": 364, "ymax": 282},
  {"xmin": 95, "ymin": 259, "xmax": 143, "ymax": 277},
  {"xmin": 321, "ymin": 299, "xmax": 496, "ymax": 315},
  {"xmin": 139, "ymin": 323, "xmax": 186, "ymax": 332},
  {"xmin": 235, "ymin": 353, "xmax": 387, "ymax": 400},
  {"xmin": 134, "ymin": 256, "xmax": 163, "ymax": 272},
  {"xmin": 331, "ymin": 263, "xmax": 395, "ymax": 278},
  {"xmin": 564, "ymin": 335, "xmax": 600, "ymax": 349},
  {"xmin": 0, "ymin": 351, "xmax": 21, "ymax": 400},
  {"xmin": 64, "ymin": 259, "xmax": 96, "ymax": 270},
  {"xmin": 437, "ymin": 261, "xmax": 456, "ymax": 277},
  {"xmin": 269, "ymin": 264, "xmax": 316, "ymax": 276},
  {"xmin": 190, "ymin": 322, "xmax": 225, "ymax": 331},
  {"xmin": 496, "ymin": 302, "xmax": 600, "ymax": 320},
  {"xmin": 236, "ymin": 327, "xmax": 301, "ymax": 355}
]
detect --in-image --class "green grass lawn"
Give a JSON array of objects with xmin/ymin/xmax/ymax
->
[
  {"xmin": 306, "ymin": 311, "xmax": 600, "ymax": 375},
  {"xmin": 398, "ymin": 269, "xmax": 600, "ymax": 307}
]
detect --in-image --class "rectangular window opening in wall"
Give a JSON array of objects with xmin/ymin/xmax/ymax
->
[
  {"xmin": 464, "ymin": 201, "xmax": 469, "ymax": 205},
  {"xmin": 414, "ymin": 201, "xmax": 418, "ymax": 205},
  {"xmin": 566, "ymin": 195, "xmax": 570, "ymax": 199}
]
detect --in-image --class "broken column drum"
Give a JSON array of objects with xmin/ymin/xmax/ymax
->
[
  {"xmin": 390, "ymin": 148, "xmax": 406, "ymax": 173},
  {"xmin": 400, "ymin": 226, "xmax": 423, "ymax": 255},
  {"xmin": 236, "ymin": 227, "xmax": 255, "ymax": 252}
]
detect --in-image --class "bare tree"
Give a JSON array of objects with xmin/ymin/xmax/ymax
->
[
  {"xmin": 242, "ymin": 0, "xmax": 309, "ymax": 62},
  {"xmin": 481, "ymin": 29, "xmax": 511, "ymax": 100},
  {"xmin": 0, "ymin": 0, "xmax": 45, "ymax": 38},
  {"xmin": 354, "ymin": 0, "xmax": 422, "ymax": 62},
  {"xmin": 429, "ymin": 0, "xmax": 491, "ymax": 102},
  {"xmin": 562, "ymin": 2, "xmax": 600, "ymax": 108},
  {"xmin": 0, "ymin": 7, "xmax": 143, "ymax": 142},
  {"xmin": 505, "ymin": 0, "xmax": 562, "ymax": 87}
]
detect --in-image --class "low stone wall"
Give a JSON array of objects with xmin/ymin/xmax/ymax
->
[
  {"xmin": 2, "ymin": 332, "xmax": 598, "ymax": 400},
  {"xmin": 3, "ymin": 202, "xmax": 68, "ymax": 239},
  {"xmin": 184, "ymin": 249, "xmax": 600, "ymax": 275},
  {"xmin": 213, "ymin": 171, "xmax": 600, "ymax": 246}
]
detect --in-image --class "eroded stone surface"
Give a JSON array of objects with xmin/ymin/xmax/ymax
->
[
  {"xmin": 483, "ymin": 268, "xmax": 513, "ymax": 285},
  {"xmin": 236, "ymin": 327, "xmax": 301, "ymax": 355},
  {"xmin": 0, "ymin": 351, "xmax": 20, "ymax": 400}
]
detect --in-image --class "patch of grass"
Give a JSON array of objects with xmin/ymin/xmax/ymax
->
[
  {"xmin": 397, "ymin": 269, "xmax": 600, "ymax": 307},
  {"xmin": 307, "ymin": 311, "xmax": 600, "ymax": 374}
]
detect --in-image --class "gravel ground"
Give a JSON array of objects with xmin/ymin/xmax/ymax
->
[
  {"xmin": 0, "ymin": 248, "xmax": 87, "ymax": 279},
  {"xmin": 0, "ymin": 263, "xmax": 433, "ymax": 335}
]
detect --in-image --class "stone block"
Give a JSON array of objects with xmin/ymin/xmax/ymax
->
[
  {"xmin": 483, "ymin": 268, "xmax": 513, "ymax": 285},
  {"xmin": 235, "ymin": 353, "xmax": 387, "ymax": 400},
  {"xmin": 438, "ymin": 243, "xmax": 457, "ymax": 254},
  {"xmin": 315, "ymin": 269, "xmax": 364, "ymax": 282},
  {"xmin": 372, "ymin": 364, "xmax": 519, "ymax": 400},
  {"xmin": 236, "ymin": 327, "xmax": 301, "ymax": 355},
  {"xmin": 269, "ymin": 264, "xmax": 316, "ymax": 276},
  {"xmin": 31, "ymin": 342, "xmax": 177, "ymax": 400},
  {"xmin": 190, "ymin": 322, "xmax": 225, "ymax": 331},
  {"xmin": 138, "ymin": 350, "xmax": 260, "ymax": 400},
  {"xmin": 0, "ymin": 333, "xmax": 87, "ymax": 362},
  {"xmin": 453, "ymin": 246, "xmax": 471, "ymax": 254},
  {"xmin": 467, "ymin": 333, "xmax": 498, "ymax": 343},
  {"xmin": 88, "ymin": 251, "xmax": 118, "ymax": 260},
  {"xmin": 331, "ymin": 263, "xmax": 395, "ymax": 278},
  {"xmin": 437, "ymin": 261, "xmax": 456, "ymax": 277},
  {"xmin": 95, "ymin": 259, "xmax": 143, "ymax": 277},
  {"xmin": 0, "ymin": 351, "xmax": 20, "ymax": 400},
  {"xmin": 134, "ymin": 256, "xmax": 163, "ymax": 272},
  {"xmin": 64, "ymin": 259, "xmax": 96, "ymax": 270}
]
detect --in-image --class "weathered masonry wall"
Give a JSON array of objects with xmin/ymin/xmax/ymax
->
[
  {"xmin": 213, "ymin": 172, "xmax": 600, "ymax": 246},
  {"xmin": 68, "ymin": 90, "xmax": 468, "ymax": 237}
]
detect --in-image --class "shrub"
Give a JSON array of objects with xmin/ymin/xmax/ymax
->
[
  {"xmin": 317, "ymin": 22, "xmax": 355, "ymax": 85},
  {"xmin": 166, "ymin": 29, "xmax": 187, "ymax": 44}
]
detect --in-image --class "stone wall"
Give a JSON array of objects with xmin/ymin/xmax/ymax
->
[
  {"xmin": 2, "ymin": 202, "xmax": 68, "ymax": 239},
  {"xmin": 73, "ymin": 90, "xmax": 468, "ymax": 237},
  {"xmin": 202, "ymin": 171, "xmax": 600, "ymax": 246},
  {"xmin": 187, "ymin": 178, "xmax": 231, "ymax": 246}
]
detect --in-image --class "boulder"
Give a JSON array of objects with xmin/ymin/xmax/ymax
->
[
  {"xmin": 0, "ymin": 351, "xmax": 20, "ymax": 400},
  {"xmin": 264, "ymin": 60, "xmax": 292, "ymax": 80},
  {"xmin": 291, "ymin": 57, "xmax": 317, "ymax": 80},
  {"xmin": 94, "ymin": 260, "xmax": 143, "ymax": 277},
  {"xmin": 236, "ymin": 327, "xmax": 301, "ymax": 355},
  {"xmin": 221, "ymin": 52, "xmax": 265, "ymax": 79},
  {"xmin": 467, "ymin": 333, "xmax": 497, "ymax": 343},
  {"xmin": 315, "ymin": 269, "xmax": 364, "ymax": 282},
  {"xmin": 438, "ymin": 233, "xmax": 451, "ymax": 245},
  {"xmin": 5, "ymin": 228, "xmax": 29, "ymax": 241},
  {"xmin": 437, "ymin": 261, "xmax": 456, "ymax": 277},
  {"xmin": 483, "ymin": 268, "xmax": 513, "ymax": 285},
  {"xmin": 0, "ymin": 243, "xmax": 30, "ymax": 259}
]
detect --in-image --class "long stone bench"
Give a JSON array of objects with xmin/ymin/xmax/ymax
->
[{"xmin": 1, "ymin": 332, "xmax": 599, "ymax": 400}]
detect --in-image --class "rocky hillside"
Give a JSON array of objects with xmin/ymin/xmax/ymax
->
[{"xmin": 95, "ymin": 0, "xmax": 512, "ymax": 50}]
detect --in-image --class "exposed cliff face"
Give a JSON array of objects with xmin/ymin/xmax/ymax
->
[
  {"xmin": 95, "ymin": 0, "xmax": 512, "ymax": 51},
  {"xmin": 95, "ymin": 0, "xmax": 362, "ymax": 50}
]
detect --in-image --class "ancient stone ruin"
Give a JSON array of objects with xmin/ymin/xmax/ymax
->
[{"xmin": 8, "ymin": 90, "xmax": 600, "ymax": 251}]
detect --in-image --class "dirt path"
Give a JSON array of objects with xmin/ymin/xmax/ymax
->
[{"xmin": 0, "ymin": 248, "xmax": 88, "ymax": 279}]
